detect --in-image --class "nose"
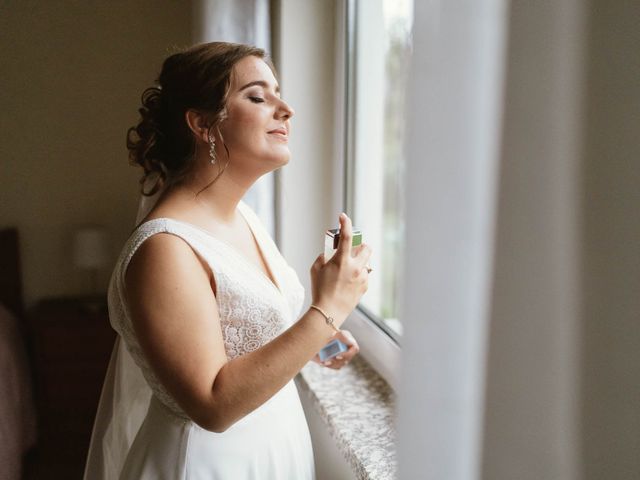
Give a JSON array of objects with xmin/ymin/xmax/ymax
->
[{"xmin": 277, "ymin": 98, "xmax": 294, "ymax": 120}]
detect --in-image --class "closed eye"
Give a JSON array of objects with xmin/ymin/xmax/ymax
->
[{"xmin": 249, "ymin": 96, "xmax": 265, "ymax": 103}]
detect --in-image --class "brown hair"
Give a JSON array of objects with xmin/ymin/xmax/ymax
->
[{"xmin": 126, "ymin": 42, "xmax": 273, "ymax": 195}]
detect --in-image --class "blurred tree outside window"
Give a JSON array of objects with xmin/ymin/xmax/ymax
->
[{"xmin": 348, "ymin": 0, "xmax": 413, "ymax": 339}]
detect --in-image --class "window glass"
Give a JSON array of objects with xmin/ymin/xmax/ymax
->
[{"xmin": 347, "ymin": 0, "xmax": 413, "ymax": 338}]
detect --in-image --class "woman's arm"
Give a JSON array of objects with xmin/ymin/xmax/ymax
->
[{"xmin": 125, "ymin": 214, "xmax": 370, "ymax": 432}]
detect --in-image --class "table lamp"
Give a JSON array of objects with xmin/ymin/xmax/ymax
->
[{"xmin": 72, "ymin": 226, "xmax": 109, "ymax": 298}]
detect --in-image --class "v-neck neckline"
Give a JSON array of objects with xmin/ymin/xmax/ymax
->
[{"xmin": 141, "ymin": 206, "xmax": 283, "ymax": 298}]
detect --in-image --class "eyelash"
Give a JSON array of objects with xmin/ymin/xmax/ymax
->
[{"xmin": 249, "ymin": 96, "xmax": 265, "ymax": 103}]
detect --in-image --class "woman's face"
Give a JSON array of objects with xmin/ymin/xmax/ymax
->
[{"xmin": 217, "ymin": 55, "xmax": 294, "ymax": 174}]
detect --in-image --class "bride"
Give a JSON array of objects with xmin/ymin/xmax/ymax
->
[{"xmin": 83, "ymin": 42, "xmax": 371, "ymax": 479}]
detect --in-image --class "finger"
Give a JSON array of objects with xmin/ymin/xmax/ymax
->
[
  {"xmin": 335, "ymin": 352, "xmax": 354, "ymax": 364},
  {"xmin": 338, "ymin": 329, "xmax": 358, "ymax": 347},
  {"xmin": 337, "ymin": 330, "xmax": 360, "ymax": 355},
  {"xmin": 354, "ymin": 244, "xmax": 372, "ymax": 270},
  {"xmin": 351, "ymin": 243, "xmax": 367, "ymax": 256},
  {"xmin": 334, "ymin": 213, "xmax": 353, "ymax": 262},
  {"xmin": 324, "ymin": 356, "xmax": 348, "ymax": 369},
  {"xmin": 346, "ymin": 340, "xmax": 360, "ymax": 354},
  {"xmin": 342, "ymin": 342, "xmax": 359, "ymax": 358},
  {"xmin": 355, "ymin": 266, "xmax": 371, "ymax": 282},
  {"xmin": 334, "ymin": 356, "xmax": 352, "ymax": 369},
  {"xmin": 310, "ymin": 253, "xmax": 325, "ymax": 272},
  {"xmin": 331, "ymin": 361, "xmax": 346, "ymax": 370}
]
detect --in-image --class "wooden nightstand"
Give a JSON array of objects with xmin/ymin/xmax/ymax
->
[{"xmin": 25, "ymin": 296, "xmax": 116, "ymax": 479}]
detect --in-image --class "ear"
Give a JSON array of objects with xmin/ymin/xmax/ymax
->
[{"xmin": 184, "ymin": 109, "xmax": 211, "ymax": 143}]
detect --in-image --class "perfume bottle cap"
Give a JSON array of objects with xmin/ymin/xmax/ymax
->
[{"xmin": 326, "ymin": 228, "xmax": 362, "ymax": 249}]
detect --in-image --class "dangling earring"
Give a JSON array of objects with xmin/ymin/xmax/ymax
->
[{"xmin": 208, "ymin": 131, "xmax": 217, "ymax": 165}]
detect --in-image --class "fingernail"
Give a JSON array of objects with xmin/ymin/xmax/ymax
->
[
  {"xmin": 324, "ymin": 360, "xmax": 333, "ymax": 366},
  {"xmin": 336, "ymin": 355, "xmax": 343, "ymax": 360}
]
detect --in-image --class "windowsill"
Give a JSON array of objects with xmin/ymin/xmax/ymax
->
[{"xmin": 295, "ymin": 356, "xmax": 397, "ymax": 480}]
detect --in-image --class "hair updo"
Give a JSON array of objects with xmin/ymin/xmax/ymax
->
[{"xmin": 127, "ymin": 42, "xmax": 273, "ymax": 195}]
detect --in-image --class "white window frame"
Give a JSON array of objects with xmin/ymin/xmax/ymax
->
[{"xmin": 333, "ymin": 0, "xmax": 401, "ymax": 392}]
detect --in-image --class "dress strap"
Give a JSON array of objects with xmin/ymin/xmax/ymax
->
[{"xmin": 119, "ymin": 218, "xmax": 215, "ymax": 288}]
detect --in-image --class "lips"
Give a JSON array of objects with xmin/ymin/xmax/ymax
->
[{"xmin": 267, "ymin": 128, "xmax": 288, "ymax": 136}]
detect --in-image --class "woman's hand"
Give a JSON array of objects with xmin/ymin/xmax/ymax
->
[
  {"xmin": 309, "ymin": 213, "xmax": 372, "ymax": 329},
  {"xmin": 311, "ymin": 330, "xmax": 360, "ymax": 370}
]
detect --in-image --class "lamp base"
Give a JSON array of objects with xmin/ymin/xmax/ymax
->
[{"xmin": 77, "ymin": 294, "xmax": 108, "ymax": 314}]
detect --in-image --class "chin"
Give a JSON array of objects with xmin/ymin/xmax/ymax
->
[
  {"xmin": 270, "ymin": 151, "xmax": 291, "ymax": 167},
  {"xmin": 254, "ymin": 156, "xmax": 289, "ymax": 178},
  {"xmin": 279, "ymin": 155, "xmax": 291, "ymax": 166}
]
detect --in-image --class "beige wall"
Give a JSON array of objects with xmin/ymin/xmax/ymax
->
[
  {"xmin": 0, "ymin": 2, "xmax": 192, "ymax": 307},
  {"xmin": 278, "ymin": 0, "xmax": 338, "ymax": 278}
]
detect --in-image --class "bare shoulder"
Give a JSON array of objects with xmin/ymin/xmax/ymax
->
[
  {"xmin": 124, "ymin": 232, "xmax": 218, "ymax": 333},
  {"xmin": 125, "ymin": 232, "xmax": 211, "ymax": 293}
]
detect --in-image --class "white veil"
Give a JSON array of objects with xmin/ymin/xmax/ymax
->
[{"xmin": 83, "ymin": 183, "xmax": 163, "ymax": 480}]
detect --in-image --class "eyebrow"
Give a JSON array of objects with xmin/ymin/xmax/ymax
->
[{"xmin": 238, "ymin": 80, "xmax": 280, "ymax": 94}]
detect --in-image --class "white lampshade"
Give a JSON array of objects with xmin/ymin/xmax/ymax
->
[{"xmin": 73, "ymin": 226, "xmax": 110, "ymax": 269}]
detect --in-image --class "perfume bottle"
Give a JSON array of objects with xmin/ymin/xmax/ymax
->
[
  {"xmin": 324, "ymin": 226, "xmax": 362, "ymax": 263},
  {"xmin": 318, "ymin": 338, "xmax": 349, "ymax": 362}
]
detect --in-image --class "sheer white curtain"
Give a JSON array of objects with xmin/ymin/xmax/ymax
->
[
  {"xmin": 397, "ymin": 1, "xmax": 585, "ymax": 479},
  {"xmin": 193, "ymin": 0, "xmax": 276, "ymax": 237}
]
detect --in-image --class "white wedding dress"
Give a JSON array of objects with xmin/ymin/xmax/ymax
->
[{"xmin": 84, "ymin": 200, "xmax": 315, "ymax": 479}]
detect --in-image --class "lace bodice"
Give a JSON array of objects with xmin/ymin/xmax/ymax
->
[{"xmin": 107, "ymin": 201, "xmax": 305, "ymax": 418}]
